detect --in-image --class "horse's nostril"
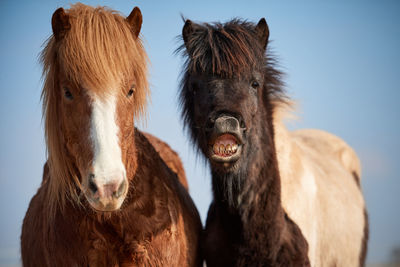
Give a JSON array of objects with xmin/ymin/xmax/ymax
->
[
  {"xmin": 88, "ymin": 174, "xmax": 98, "ymax": 194},
  {"xmin": 205, "ymin": 117, "xmax": 215, "ymax": 130},
  {"xmin": 240, "ymin": 120, "xmax": 246, "ymax": 129},
  {"xmin": 113, "ymin": 180, "xmax": 127, "ymax": 198}
]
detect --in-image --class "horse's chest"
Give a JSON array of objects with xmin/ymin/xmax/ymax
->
[{"xmin": 86, "ymin": 226, "xmax": 183, "ymax": 266}]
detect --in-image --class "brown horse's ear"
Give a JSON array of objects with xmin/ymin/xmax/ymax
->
[
  {"xmin": 182, "ymin": 19, "xmax": 194, "ymax": 50},
  {"xmin": 52, "ymin": 8, "xmax": 71, "ymax": 41},
  {"xmin": 255, "ymin": 18, "xmax": 269, "ymax": 50},
  {"xmin": 126, "ymin": 7, "xmax": 142, "ymax": 38}
]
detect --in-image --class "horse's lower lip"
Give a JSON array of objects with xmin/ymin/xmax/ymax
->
[
  {"xmin": 85, "ymin": 193, "xmax": 126, "ymax": 212},
  {"xmin": 87, "ymin": 199, "xmax": 124, "ymax": 212}
]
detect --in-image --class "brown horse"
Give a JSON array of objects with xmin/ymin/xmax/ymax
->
[
  {"xmin": 179, "ymin": 18, "xmax": 368, "ymax": 266},
  {"xmin": 21, "ymin": 4, "xmax": 201, "ymax": 266}
]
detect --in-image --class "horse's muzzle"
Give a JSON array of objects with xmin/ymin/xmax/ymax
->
[
  {"xmin": 84, "ymin": 172, "xmax": 128, "ymax": 212},
  {"xmin": 206, "ymin": 114, "xmax": 245, "ymax": 164}
]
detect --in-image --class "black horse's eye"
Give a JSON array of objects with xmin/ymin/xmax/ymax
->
[
  {"xmin": 63, "ymin": 87, "xmax": 73, "ymax": 100},
  {"xmin": 127, "ymin": 85, "xmax": 135, "ymax": 97},
  {"xmin": 251, "ymin": 81, "xmax": 260, "ymax": 89},
  {"xmin": 191, "ymin": 82, "xmax": 199, "ymax": 95}
]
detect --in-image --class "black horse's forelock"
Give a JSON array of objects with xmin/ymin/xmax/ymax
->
[
  {"xmin": 177, "ymin": 19, "xmax": 287, "ymax": 152},
  {"xmin": 177, "ymin": 19, "xmax": 264, "ymax": 78}
]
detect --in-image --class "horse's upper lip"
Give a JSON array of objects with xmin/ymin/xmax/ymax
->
[{"xmin": 208, "ymin": 131, "xmax": 243, "ymax": 146}]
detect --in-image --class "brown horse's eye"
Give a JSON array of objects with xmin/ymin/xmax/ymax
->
[
  {"xmin": 63, "ymin": 87, "xmax": 73, "ymax": 100},
  {"xmin": 127, "ymin": 85, "xmax": 135, "ymax": 97},
  {"xmin": 251, "ymin": 81, "xmax": 260, "ymax": 89}
]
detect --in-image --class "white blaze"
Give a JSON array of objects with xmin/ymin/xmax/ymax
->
[{"xmin": 90, "ymin": 93, "xmax": 126, "ymax": 184}]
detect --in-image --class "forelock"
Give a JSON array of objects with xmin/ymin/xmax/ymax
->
[{"xmin": 179, "ymin": 19, "xmax": 265, "ymax": 78}]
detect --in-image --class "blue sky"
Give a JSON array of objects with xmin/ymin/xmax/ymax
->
[{"xmin": 0, "ymin": 0, "xmax": 399, "ymax": 265}]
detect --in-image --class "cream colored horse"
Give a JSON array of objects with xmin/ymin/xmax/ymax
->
[{"xmin": 275, "ymin": 106, "xmax": 368, "ymax": 266}]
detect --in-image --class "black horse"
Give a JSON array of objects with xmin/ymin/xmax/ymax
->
[{"xmin": 178, "ymin": 18, "xmax": 310, "ymax": 266}]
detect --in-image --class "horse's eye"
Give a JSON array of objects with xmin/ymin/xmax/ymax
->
[
  {"xmin": 63, "ymin": 87, "xmax": 73, "ymax": 100},
  {"xmin": 191, "ymin": 83, "xmax": 198, "ymax": 95},
  {"xmin": 251, "ymin": 81, "xmax": 260, "ymax": 89},
  {"xmin": 127, "ymin": 85, "xmax": 135, "ymax": 97}
]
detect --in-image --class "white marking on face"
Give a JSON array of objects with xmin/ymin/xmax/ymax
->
[{"xmin": 90, "ymin": 92, "xmax": 126, "ymax": 185}]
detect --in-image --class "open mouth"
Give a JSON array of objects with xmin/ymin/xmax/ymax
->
[{"xmin": 209, "ymin": 133, "xmax": 242, "ymax": 163}]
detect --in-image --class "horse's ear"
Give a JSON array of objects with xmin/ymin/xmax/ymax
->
[
  {"xmin": 52, "ymin": 8, "xmax": 71, "ymax": 41},
  {"xmin": 255, "ymin": 18, "xmax": 269, "ymax": 50},
  {"xmin": 126, "ymin": 7, "xmax": 142, "ymax": 38},
  {"xmin": 182, "ymin": 19, "xmax": 194, "ymax": 50}
]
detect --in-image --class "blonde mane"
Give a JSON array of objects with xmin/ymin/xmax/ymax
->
[{"xmin": 40, "ymin": 3, "xmax": 149, "ymax": 218}]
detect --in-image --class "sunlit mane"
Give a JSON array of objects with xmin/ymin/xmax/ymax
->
[{"xmin": 40, "ymin": 3, "xmax": 149, "ymax": 218}]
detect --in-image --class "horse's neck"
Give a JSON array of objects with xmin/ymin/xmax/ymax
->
[
  {"xmin": 237, "ymin": 115, "xmax": 309, "ymax": 265},
  {"xmin": 239, "ymin": 130, "xmax": 286, "ymax": 252},
  {"xmin": 213, "ymin": 115, "xmax": 287, "ymax": 262},
  {"xmin": 211, "ymin": 119, "xmax": 287, "ymax": 253}
]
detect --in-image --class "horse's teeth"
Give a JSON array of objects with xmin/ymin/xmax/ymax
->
[
  {"xmin": 220, "ymin": 144, "xmax": 225, "ymax": 154},
  {"xmin": 226, "ymin": 144, "xmax": 232, "ymax": 154},
  {"xmin": 213, "ymin": 144, "xmax": 219, "ymax": 154},
  {"xmin": 232, "ymin": 144, "xmax": 238, "ymax": 152},
  {"xmin": 213, "ymin": 143, "xmax": 238, "ymax": 156}
]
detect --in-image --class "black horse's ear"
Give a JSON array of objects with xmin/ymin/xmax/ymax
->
[
  {"xmin": 182, "ymin": 19, "xmax": 194, "ymax": 50},
  {"xmin": 126, "ymin": 7, "xmax": 142, "ymax": 38},
  {"xmin": 52, "ymin": 8, "xmax": 71, "ymax": 41},
  {"xmin": 255, "ymin": 18, "xmax": 269, "ymax": 50}
]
